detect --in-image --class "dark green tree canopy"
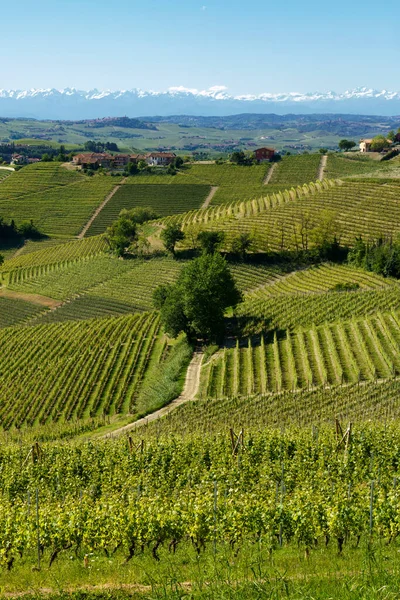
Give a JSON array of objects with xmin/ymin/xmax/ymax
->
[
  {"xmin": 106, "ymin": 212, "xmax": 138, "ymax": 257},
  {"xmin": 161, "ymin": 224, "xmax": 184, "ymax": 256},
  {"xmin": 231, "ymin": 232, "xmax": 255, "ymax": 260},
  {"xmin": 338, "ymin": 139, "xmax": 356, "ymax": 152},
  {"xmin": 197, "ymin": 230, "xmax": 225, "ymax": 254},
  {"xmin": 370, "ymin": 135, "xmax": 388, "ymax": 152},
  {"xmin": 154, "ymin": 253, "xmax": 242, "ymax": 342}
]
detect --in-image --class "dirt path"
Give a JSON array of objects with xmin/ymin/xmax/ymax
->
[
  {"xmin": 78, "ymin": 179, "xmax": 126, "ymax": 239},
  {"xmin": 0, "ymin": 288, "xmax": 62, "ymax": 308},
  {"xmin": 0, "ymin": 166, "xmax": 14, "ymax": 172},
  {"xmin": 317, "ymin": 154, "xmax": 328, "ymax": 180},
  {"xmin": 202, "ymin": 186, "xmax": 218, "ymax": 208},
  {"xmin": 263, "ymin": 162, "xmax": 276, "ymax": 185},
  {"xmin": 105, "ymin": 351, "xmax": 204, "ymax": 438}
]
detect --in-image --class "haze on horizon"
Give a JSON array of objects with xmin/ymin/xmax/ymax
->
[{"xmin": 2, "ymin": 0, "xmax": 398, "ymax": 96}]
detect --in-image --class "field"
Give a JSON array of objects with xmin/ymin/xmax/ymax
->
[
  {"xmin": 169, "ymin": 179, "xmax": 400, "ymax": 252},
  {"xmin": 86, "ymin": 183, "xmax": 210, "ymax": 236},
  {"xmin": 3, "ymin": 152, "xmax": 400, "ymax": 597},
  {"xmin": 0, "ymin": 312, "xmax": 162, "ymax": 428}
]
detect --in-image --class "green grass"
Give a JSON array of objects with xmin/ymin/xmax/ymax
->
[{"xmin": 86, "ymin": 184, "xmax": 210, "ymax": 236}]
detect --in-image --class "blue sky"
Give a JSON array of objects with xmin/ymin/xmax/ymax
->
[{"xmin": 2, "ymin": 0, "xmax": 398, "ymax": 93}]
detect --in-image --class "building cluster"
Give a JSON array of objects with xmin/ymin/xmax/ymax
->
[
  {"xmin": 72, "ymin": 151, "xmax": 176, "ymax": 169},
  {"xmin": 11, "ymin": 154, "xmax": 41, "ymax": 165}
]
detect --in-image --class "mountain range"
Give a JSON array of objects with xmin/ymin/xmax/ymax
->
[{"xmin": 1, "ymin": 87, "xmax": 400, "ymax": 119}]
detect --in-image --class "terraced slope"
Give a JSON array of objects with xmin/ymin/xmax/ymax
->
[
  {"xmin": 324, "ymin": 154, "xmax": 385, "ymax": 178},
  {"xmin": 0, "ymin": 312, "xmax": 162, "ymax": 428},
  {"xmin": 201, "ymin": 310, "xmax": 400, "ymax": 397},
  {"xmin": 169, "ymin": 180, "xmax": 400, "ymax": 252}
]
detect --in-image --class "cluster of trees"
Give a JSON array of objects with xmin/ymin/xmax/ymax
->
[
  {"xmin": 338, "ymin": 139, "xmax": 357, "ymax": 152},
  {"xmin": 0, "ymin": 218, "xmax": 43, "ymax": 246},
  {"xmin": 83, "ymin": 141, "xmax": 119, "ymax": 153},
  {"xmin": 105, "ymin": 207, "xmax": 159, "ymax": 256},
  {"xmin": 154, "ymin": 252, "xmax": 242, "ymax": 342},
  {"xmin": 348, "ymin": 237, "xmax": 400, "ymax": 278}
]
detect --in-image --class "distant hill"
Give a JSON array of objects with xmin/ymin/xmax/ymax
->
[{"xmin": 1, "ymin": 87, "xmax": 400, "ymax": 119}]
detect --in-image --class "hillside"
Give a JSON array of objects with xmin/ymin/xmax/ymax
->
[{"xmin": 2, "ymin": 151, "xmax": 400, "ymax": 596}]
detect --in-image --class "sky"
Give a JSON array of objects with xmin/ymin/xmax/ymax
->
[{"xmin": 1, "ymin": 0, "xmax": 399, "ymax": 94}]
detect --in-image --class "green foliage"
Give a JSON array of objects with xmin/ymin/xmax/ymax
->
[
  {"xmin": 231, "ymin": 232, "xmax": 255, "ymax": 260},
  {"xmin": 156, "ymin": 253, "xmax": 242, "ymax": 341},
  {"xmin": 106, "ymin": 211, "xmax": 138, "ymax": 257},
  {"xmin": 348, "ymin": 236, "xmax": 400, "ymax": 278},
  {"xmin": 338, "ymin": 139, "xmax": 356, "ymax": 151},
  {"xmin": 135, "ymin": 335, "xmax": 193, "ymax": 415},
  {"xmin": 230, "ymin": 151, "xmax": 255, "ymax": 166},
  {"xmin": 161, "ymin": 223, "xmax": 184, "ymax": 255},
  {"xmin": 371, "ymin": 135, "xmax": 388, "ymax": 152},
  {"xmin": 197, "ymin": 230, "xmax": 225, "ymax": 254},
  {"xmin": 119, "ymin": 206, "xmax": 159, "ymax": 224}
]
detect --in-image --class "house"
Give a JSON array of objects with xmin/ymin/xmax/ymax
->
[
  {"xmin": 11, "ymin": 154, "xmax": 28, "ymax": 165},
  {"xmin": 27, "ymin": 158, "xmax": 40, "ymax": 164},
  {"xmin": 129, "ymin": 154, "xmax": 146, "ymax": 163},
  {"xmin": 359, "ymin": 139, "xmax": 393, "ymax": 153},
  {"xmin": 359, "ymin": 139, "xmax": 373, "ymax": 153},
  {"xmin": 144, "ymin": 152, "xmax": 176, "ymax": 166},
  {"xmin": 254, "ymin": 147, "xmax": 275, "ymax": 162},
  {"xmin": 72, "ymin": 153, "xmax": 113, "ymax": 168},
  {"xmin": 113, "ymin": 154, "xmax": 131, "ymax": 168}
]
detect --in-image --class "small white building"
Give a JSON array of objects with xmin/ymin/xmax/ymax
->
[{"xmin": 145, "ymin": 152, "xmax": 176, "ymax": 166}]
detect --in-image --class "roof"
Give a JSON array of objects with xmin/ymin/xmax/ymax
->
[
  {"xmin": 146, "ymin": 152, "xmax": 176, "ymax": 158},
  {"xmin": 255, "ymin": 147, "xmax": 275, "ymax": 152},
  {"xmin": 360, "ymin": 139, "xmax": 373, "ymax": 144}
]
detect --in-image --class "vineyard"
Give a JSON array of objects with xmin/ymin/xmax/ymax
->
[
  {"xmin": 268, "ymin": 154, "xmax": 322, "ymax": 185},
  {"xmin": 3, "ymin": 154, "xmax": 400, "ymax": 594},
  {"xmin": 201, "ymin": 309, "xmax": 400, "ymax": 397},
  {"xmin": 86, "ymin": 184, "xmax": 210, "ymax": 236},
  {"xmin": 0, "ymin": 312, "xmax": 163, "ymax": 428},
  {"xmin": 2, "ymin": 424, "xmax": 400, "ymax": 581},
  {"xmin": 168, "ymin": 179, "xmax": 400, "ymax": 252}
]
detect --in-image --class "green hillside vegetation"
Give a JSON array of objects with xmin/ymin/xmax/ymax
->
[
  {"xmin": 3, "ymin": 152, "xmax": 400, "ymax": 596},
  {"xmin": 168, "ymin": 179, "xmax": 400, "ymax": 252},
  {"xmin": 0, "ymin": 312, "xmax": 162, "ymax": 428},
  {"xmin": 86, "ymin": 184, "xmax": 210, "ymax": 236}
]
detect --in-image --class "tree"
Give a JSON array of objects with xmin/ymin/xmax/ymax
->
[
  {"xmin": 126, "ymin": 161, "xmax": 138, "ymax": 175},
  {"xmin": 161, "ymin": 224, "xmax": 184, "ymax": 256},
  {"xmin": 18, "ymin": 220, "xmax": 43, "ymax": 240},
  {"xmin": 119, "ymin": 206, "xmax": 159, "ymax": 224},
  {"xmin": 319, "ymin": 148, "xmax": 328, "ymax": 154},
  {"xmin": 106, "ymin": 212, "xmax": 138, "ymax": 257},
  {"xmin": 173, "ymin": 156, "xmax": 184, "ymax": 168},
  {"xmin": 338, "ymin": 140, "xmax": 356, "ymax": 152},
  {"xmin": 231, "ymin": 232, "xmax": 255, "ymax": 260},
  {"xmin": 387, "ymin": 130, "xmax": 395, "ymax": 141},
  {"xmin": 370, "ymin": 135, "xmax": 387, "ymax": 152},
  {"xmin": 230, "ymin": 151, "xmax": 254, "ymax": 166},
  {"xmin": 41, "ymin": 153, "xmax": 53, "ymax": 162},
  {"xmin": 197, "ymin": 231, "xmax": 225, "ymax": 254},
  {"xmin": 154, "ymin": 253, "xmax": 242, "ymax": 341}
]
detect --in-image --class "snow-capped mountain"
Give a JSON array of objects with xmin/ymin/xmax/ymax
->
[{"xmin": 0, "ymin": 87, "xmax": 400, "ymax": 119}]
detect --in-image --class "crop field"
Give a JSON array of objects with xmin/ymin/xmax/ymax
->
[
  {"xmin": 325, "ymin": 154, "xmax": 384, "ymax": 178},
  {"xmin": 0, "ymin": 312, "xmax": 162, "ymax": 428},
  {"xmin": 1, "ymin": 235, "xmax": 107, "ymax": 275},
  {"xmin": 0, "ymin": 169, "xmax": 11, "ymax": 182},
  {"xmin": 0, "ymin": 296, "xmax": 46, "ymax": 328},
  {"xmin": 0, "ymin": 162, "xmax": 82, "ymax": 200},
  {"xmin": 268, "ymin": 154, "xmax": 322, "ymax": 185},
  {"xmin": 0, "ymin": 177, "xmax": 115, "ymax": 236},
  {"xmin": 201, "ymin": 309, "xmax": 400, "ymax": 397},
  {"xmin": 173, "ymin": 180, "xmax": 400, "ymax": 252},
  {"xmin": 86, "ymin": 184, "xmax": 210, "ymax": 236}
]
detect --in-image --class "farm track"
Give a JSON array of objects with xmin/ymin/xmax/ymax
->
[
  {"xmin": 0, "ymin": 288, "xmax": 61, "ymax": 308},
  {"xmin": 318, "ymin": 154, "xmax": 328, "ymax": 180},
  {"xmin": 78, "ymin": 178, "xmax": 127, "ymax": 239},
  {"xmin": 201, "ymin": 186, "xmax": 218, "ymax": 208},
  {"xmin": 0, "ymin": 166, "xmax": 15, "ymax": 172},
  {"xmin": 106, "ymin": 351, "xmax": 204, "ymax": 437},
  {"xmin": 263, "ymin": 162, "xmax": 276, "ymax": 185}
]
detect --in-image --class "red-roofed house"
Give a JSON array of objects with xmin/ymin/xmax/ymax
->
[
  {"xmin": 145, "ymin": 152, "xmax": 176, "ymax": 166},
  {"xmin": 254, "ymin": 147, "xmax": 275, "ymax": 162}
]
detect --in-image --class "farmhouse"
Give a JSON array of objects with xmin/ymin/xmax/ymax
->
[
  {"xmin": 72, "ymin": 153, "xmax": 114, "ymax": 168},
  {"xmin": 145, "ymin": 152, "xmax": 176, "ymax": 166},
  {"xmin": 359, "ymin": 139, "xmax": 373, "ymax": 153},
  {"xmin": 11, "ymin": 154, "xmax": 28, "ymax": 165},
  {"xmin": 254, "ymin": 147, "xmax": 275, "ymax": 162}
]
